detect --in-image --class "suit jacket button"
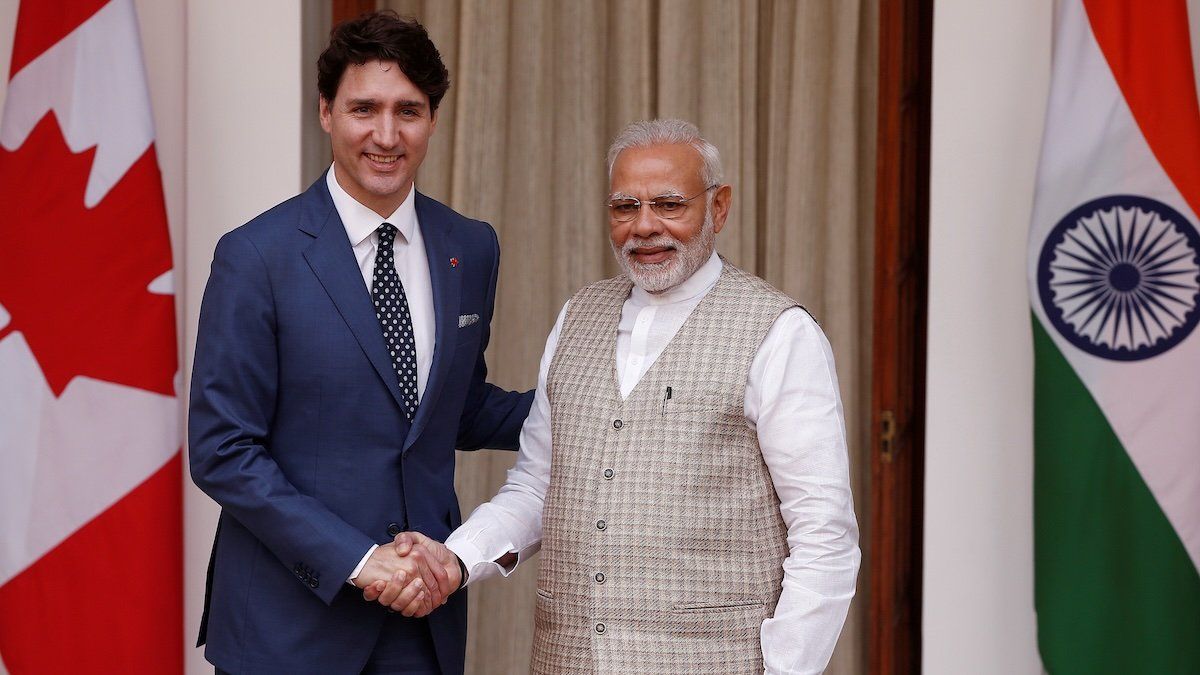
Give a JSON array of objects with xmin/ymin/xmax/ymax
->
[
  {"xmin": 387, "ymin": 522, "xmax": 402, "ymax": 537},
  {"xmin": 308, "ymin": 578, "xmax": 319, "ymax": 588}
]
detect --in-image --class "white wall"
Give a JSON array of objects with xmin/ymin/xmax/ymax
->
[
  {"xmin": 924, "ymin": 1, "xmax": 1052, "ymax": 673},
  {"xmin": 0, "ymin": 2, "xmax": 302, "ymax": 673},
  {"xmin": 183, "ymin": 3, "xmax": 303, "ymax": 673}
]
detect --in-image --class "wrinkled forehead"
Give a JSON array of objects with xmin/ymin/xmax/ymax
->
[{"xmin": 609, "ymin": 143, "xmax": 705, "ymax": 196}]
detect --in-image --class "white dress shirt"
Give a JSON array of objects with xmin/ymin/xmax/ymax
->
[
  {"xmin": 446, "ymin": 251, "xmax": 860, "ymax": 675},
  {"xmin": 326, "ymin": 166, "xmax": 436, "ymax": 583}
]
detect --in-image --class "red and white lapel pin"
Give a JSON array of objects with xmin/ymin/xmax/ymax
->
[{"xmin": 449, "ymin": 257, "xmax": 459, "ymax": 268}]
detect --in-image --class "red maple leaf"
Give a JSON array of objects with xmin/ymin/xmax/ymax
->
[{"xmin": 0, "ymin": 113, "xmax": 177, "ymax": 397}]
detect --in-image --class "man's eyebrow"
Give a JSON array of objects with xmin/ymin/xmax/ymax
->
[
  {"xmin": 343, "ymin": 98, "xmax": 429, "ymax": 109},
  {"xmin": 609, "ymin": 188, "xmax": 686, "ymax": 200}
]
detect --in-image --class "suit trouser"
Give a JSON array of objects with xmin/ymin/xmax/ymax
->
[{"xmin": 214, "ymin": 615, "xmax": 439, "ymax": 675}]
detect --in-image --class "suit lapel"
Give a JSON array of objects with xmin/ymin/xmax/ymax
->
[
  {"xmin": 404, "ymin": 193, "xmax": 461, "ymax": 452},
  {"xmin": 299, "ymin": 175, "xmax": 410, "ymax": 414}
]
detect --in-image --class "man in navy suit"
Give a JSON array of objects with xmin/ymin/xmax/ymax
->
[{"xmin": 188, "ymin": 12, "xmax": 532, "ymax": 674}]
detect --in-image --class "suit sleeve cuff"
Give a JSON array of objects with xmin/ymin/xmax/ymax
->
[{"xmin": 347, "ymin": 544, "xmax": 378, "ymax": 586}]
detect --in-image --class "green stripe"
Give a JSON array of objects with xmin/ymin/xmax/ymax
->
[{"xmin": 1033, "ymin": 316, "xmax": 1200, "ymax": 674}]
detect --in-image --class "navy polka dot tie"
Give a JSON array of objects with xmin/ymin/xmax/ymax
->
[{"xmin": 372, "ymin": 223, "xmax": 419, "ymax": 420}]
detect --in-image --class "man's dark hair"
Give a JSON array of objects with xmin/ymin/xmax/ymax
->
[{"xmin": 317, "ymin": 11, "xmax": 451, "ymax": 110}]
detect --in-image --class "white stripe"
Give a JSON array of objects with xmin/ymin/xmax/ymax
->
[{"xmin": 1028, "ymin": 0, "xmax": 1200, "ymax": 571}]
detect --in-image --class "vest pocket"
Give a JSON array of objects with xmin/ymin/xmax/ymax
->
[
  {"xmin": 535, "ymin": 587, "xmax": 554, "ymax": 601},
  {"xmin": 671, "ymin": 598, "xmax": 764, "ymax": 613}
]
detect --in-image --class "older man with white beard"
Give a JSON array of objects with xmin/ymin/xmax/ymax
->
[{"xmin": 367, "ymin": 119, "xmax": 860, "ymax": 674}]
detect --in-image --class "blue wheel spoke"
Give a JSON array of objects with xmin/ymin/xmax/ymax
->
[
  {"xmin": 1143, "ymin": 267, "xmax": 1200, "ymax": 279},
  {"xmin": 1133, "ymin": 222, "xmax": 1173, "ymax": 266},
  {"xmin": 1129, "ymin": 212, "xmax": 1158, "ymax": 262},
  {"xmin": 1051, "ymin": 278, "xmax": 1108, "ymax": 289},
  {"xmin": 1140, "ymin": 283, "xmax": 1190, "ymax": 314},
  {"xmin": 1128, "ymin": 293, "xmax": 1153, "ymax": 345},
  {"xmin": 1051, "ymin": 264, "xmax": 1106, "ymax": 276},
  {"xmin": 1056, "ymin": 247, "xmax": 1111, "ymax": 270},
  {"xmin": 1064, "ymin": 286, "xmax": 1111, "ymax": 322},
  {"xmin": 1113, "ymin": 294, "xmax": 1132, "ymax": 345},
  {"xmin": 1095, "ymin": 292, "xmax": 1119, "ymax": 344},
  {"xmin": 1143, "ymin": 279, "xmax": 1200, "ymax": 291},
  {"xmin": 1057, "ymin": 282, "xmax": 1108, "ymax": 303},
  {"xmin": 1066, "ymin": 230, "xmax": 1113, "ymax": 268},
  {"xmin": 1142, "ymin": 250, "xmax": 1195, "ymax": 273},
  {"xmin": 1115, "ymin": 209, "xmax": 1131, "ymax": 262},
  {"xmin": 1134, "ymin": 287, "xmax": 1171, "ymax": 335},
  {"xmin": 1084, "ymin": 217, "xmax": 1120, "ymax": 266}
]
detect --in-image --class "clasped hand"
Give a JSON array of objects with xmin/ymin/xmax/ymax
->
[{"xmin": 353, "ymin": 532, "xmax": 462, "ymax": 617}]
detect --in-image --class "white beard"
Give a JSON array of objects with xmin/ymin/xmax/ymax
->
[{"xmin": 612, "ymin": 209, "xmax": 716, "ymax": 293}]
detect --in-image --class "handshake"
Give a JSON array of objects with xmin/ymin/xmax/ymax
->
[{"xmin": 352, "ymin": 532, "xmax": 462, "ymax": 617}]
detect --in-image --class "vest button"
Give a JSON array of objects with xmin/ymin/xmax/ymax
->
[
  {"xmin": 602, "ymin": 468, "xmax": 614, "ymax": 480},
  {"xmin": 594, "ymin": 572, "xmax": 606, "ymax": 584},
  {"xmin": 596, "ymin": 519, "xmax": 607, "ymax": 531},
  {"xmin": 612, "ymin": 419, "xmax": 623, "ymax": 429},
  {"xmin": 386, "ymin": 522, "xmax": 402, "ymax": 537},
  {"xmin": 595, "ymin": 622, "xmax": 606, "ymax": 634}
]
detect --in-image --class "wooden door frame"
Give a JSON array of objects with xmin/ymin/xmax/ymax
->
[{"xmin": 869, "ymin": 0, "xmax": 932, "ymax": 672}]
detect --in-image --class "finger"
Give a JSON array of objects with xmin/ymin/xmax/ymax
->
[
  {"xmin": 405, "ymin": 533, "xmax": 452, "ymax": 585},
  {"xmin": 409, "ymin": 548, "xmax": 441, "ymax": 598},
  {"xmin": 402, "ymin": 584, "xmax": 430, "ymax": 617},
  {"xmin": 390, "ymin": 577, "xmax": 424, "ymax": 613},
  {"xmin": 428, "ymin": 549, "xmax": 451, "ymax": 594},
  {"xmin": 362, "ymin": 579, "xmax": 386, "ymax": 602},
  {"xmin": 377, "ymin": 570, "xmax": 408, "ymax": 607},
  {"xmin": 393, "ymin": 532, "xmax": 414, "ymax": 556}
]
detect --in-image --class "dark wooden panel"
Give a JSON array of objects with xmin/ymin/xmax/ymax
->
[
  {"xmin": 332, "ymin": 0, "xmax": 377, "ymax": 24},
  {"xmin": 868, "ymin": 0, "xmax": 932, "ymax": 672}
]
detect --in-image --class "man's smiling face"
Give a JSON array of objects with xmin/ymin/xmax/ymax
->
[{"xmin": 320, "ymin": 59, "xmax": 437, "ymax": 217}]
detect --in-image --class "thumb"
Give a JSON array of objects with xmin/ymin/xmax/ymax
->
[{"xmin": 393, "ymin": 532, "xmax": 414, "ymax": 555}]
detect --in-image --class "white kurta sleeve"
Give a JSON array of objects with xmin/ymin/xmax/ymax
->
[{"xmin": 748, "ymin": 307, "xmax": 860, "ymax": 675}]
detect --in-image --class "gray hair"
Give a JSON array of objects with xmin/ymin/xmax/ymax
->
[{"xmin": 606, "ymin": 119, "xmax": 724, "ymax": 187}]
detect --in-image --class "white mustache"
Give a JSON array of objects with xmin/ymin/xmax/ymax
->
[{"xmin": 623, "ymin": 236, "xmax": 680, "ymax": 256}]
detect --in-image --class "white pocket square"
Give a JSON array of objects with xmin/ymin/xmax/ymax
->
[{"xmin": 458, "ymin": 313, "xmax": 480, "ymax": 328}]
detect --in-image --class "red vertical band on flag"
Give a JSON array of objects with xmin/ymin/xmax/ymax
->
[
  {"xmin": 8, "ymin": 0, "xmax": 110, "ymax": 78},
  {"xmin": 0, "ymin": 456, "xmax": 183, "ymax": 674},
  {"xmin": 1083, "ymin": 0, "xmax": 1200, "ymax": 216}
]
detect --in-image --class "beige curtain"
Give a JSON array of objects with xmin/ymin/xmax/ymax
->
[{"xmin": 357, "ymin": 2, "xmax": 878, "ymax": 672}]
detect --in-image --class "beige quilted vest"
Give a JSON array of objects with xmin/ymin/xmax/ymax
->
[{"xmin": 532, "ymin": 260, "xmax": 796, "ymax": 674}]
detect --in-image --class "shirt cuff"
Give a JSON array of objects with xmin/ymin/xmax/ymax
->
[
  {"xmin": 445, "ymin": 535, "xmax": 518, "ymax": 588},
  {"xmin": 347, "ymin": 544, "xmax": 378, "ymax": 586}
]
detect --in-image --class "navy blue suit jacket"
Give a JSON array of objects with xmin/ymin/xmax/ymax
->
[{"xmin": 188, "ymin": 174, "xmax": 532, "ymax": 674}]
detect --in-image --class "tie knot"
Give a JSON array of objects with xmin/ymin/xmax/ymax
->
[{"xmin": 377, "ymin": 222, "xmax": 397, "ymax": 244}]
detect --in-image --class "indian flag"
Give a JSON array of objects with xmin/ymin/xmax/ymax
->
[{"xmin": 1028, "ymin": 0, "xmax": 1200, "ymax": 672}]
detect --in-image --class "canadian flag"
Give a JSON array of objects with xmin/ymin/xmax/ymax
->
[{"xmin": 0, "ymin": 0, "xmax": 182, "ymax": 672}]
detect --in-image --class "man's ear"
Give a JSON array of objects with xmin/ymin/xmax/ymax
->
[
  {"xmin": 710, "ymin": 184, "xmax": 733, "ymax": 234},
  {"xmin": 319, "ymin": 97, "xmax": 332, "ymax": 133},
  {"xmin": 429, "ymin": 107, "xmax": 438, "ymax": 134}
]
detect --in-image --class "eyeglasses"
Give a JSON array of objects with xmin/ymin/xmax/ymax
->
[{"xmin": 606, "ymin": 185, "xmax": 717, "ymax": 222}]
